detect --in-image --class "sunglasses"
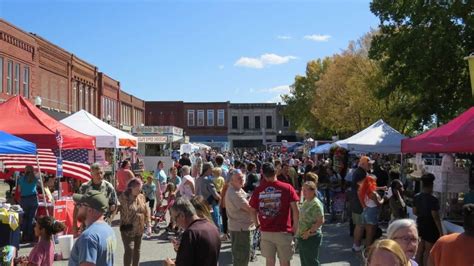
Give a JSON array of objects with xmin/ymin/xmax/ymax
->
[{"xmin": 75, "ymin": 203, "xmax": 90, "ymax": 208}]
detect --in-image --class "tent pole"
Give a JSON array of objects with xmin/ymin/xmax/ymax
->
[
  {"xmin": 400, "ymin": 153, "xmax": 404, "ymax": 182},
  {"xmin": 36, "ymin": 154, "xmax": 50, "ymax": 216}
]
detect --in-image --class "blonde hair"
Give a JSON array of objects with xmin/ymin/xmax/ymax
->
[
  {"xmin": 305, "ymin": 172, "xmax": 319, "ymax": 184},
  {"xmin": 303, "ymin": 181, "xmax": 317, "ymax": 191},
  {"xmin": 366, "ymin": 239, "xmax": 409, "ymax": 266},
  {"xmin": 212, "ymin": 167, "xmax": 222, "ymax": 177}
]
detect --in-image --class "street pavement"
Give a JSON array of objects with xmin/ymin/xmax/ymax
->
[
  {"xmin": 1, "ymin": 182, "xmax": 361, "ymax": 265},
  {"xmin": 15, "ymin": 220, "xmax": 361, "ymax": 265}
]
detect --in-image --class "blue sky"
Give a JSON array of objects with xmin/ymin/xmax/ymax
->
[{"xmin": 1, "ymin": 0, "xmax": 379, "ymax": 103}]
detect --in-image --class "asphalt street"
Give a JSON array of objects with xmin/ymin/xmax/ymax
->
[{"xmin": 16, "ymin": 219, "xmax": 361, "ymax": 265}]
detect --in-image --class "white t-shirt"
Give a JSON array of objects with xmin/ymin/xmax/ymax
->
[{"xmin": 179, "ymin": 175, "xmax": 195, "ymax": 200}]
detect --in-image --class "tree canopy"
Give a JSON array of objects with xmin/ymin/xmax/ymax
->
[{"xmin": 369, "ymin": 0, "xmax": 474, "ymax": 130}]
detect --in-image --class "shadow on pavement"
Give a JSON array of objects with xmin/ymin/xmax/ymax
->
[{"xmin": 139, "ymin": 260, "xmax": 165, "ymax": 266}]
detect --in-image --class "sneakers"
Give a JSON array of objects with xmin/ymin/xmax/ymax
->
[{"xmin": 352, "ymin": 244, "xmax": 363, "ymax": 252}]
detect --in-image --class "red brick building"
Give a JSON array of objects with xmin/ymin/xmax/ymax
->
[
  {"xmin": 145, "ymin": 101, "xmax": 229, "ymax": 146},
  {"xmin": 0, "ymin": 18, "xmax": 144, "ymax": 126},
  {"xmin": 0, "ymin": 19, "xmax": 37, "ymax": 103}
]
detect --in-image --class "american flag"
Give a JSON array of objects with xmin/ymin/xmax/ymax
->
[
  {"xmin": 0, "ymin": 149, "xmax": 91, "ymax": 182},
  {"xmin": 55, "ymin": 130, "xmax": 63, "ymax": 150}
]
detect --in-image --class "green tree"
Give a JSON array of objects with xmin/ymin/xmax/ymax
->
[
  {"xmin": 282, "ymin": 58, "xmax": 332, "ymax": 138},
  {"xmin": 369, "ymin": 0, "xmax": 474, "ymax": 130}
]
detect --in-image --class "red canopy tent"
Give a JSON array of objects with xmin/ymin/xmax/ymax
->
[
  {"xmin": 401, "ymin": 107, "xmax": 474, "ymax": 153},
  {"xmin": 0, "ymin": 96, "xmax": 95, "ymax": 150}
]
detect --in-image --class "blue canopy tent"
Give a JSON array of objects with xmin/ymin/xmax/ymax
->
[
  {"xmin": 0, "ymin": 130, "xmax": 37, "ymax": 154},
  {"xmin": 310, "ymin": 143, "xmax": 332, "ymax": 154},
  {"xmin": 0, "ymin": 131, "xmax": 49, "ymax": 215}
]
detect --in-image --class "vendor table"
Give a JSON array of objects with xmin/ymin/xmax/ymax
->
[{"xmin": 0, "ymin": 209, "xmax": 22, "ymax": 249}]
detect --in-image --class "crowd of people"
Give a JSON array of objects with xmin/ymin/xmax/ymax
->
[{"xmin": 4, "ymin": 148, "xmax": 474, "ymax": 266}]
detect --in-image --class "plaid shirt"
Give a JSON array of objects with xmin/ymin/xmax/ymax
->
[{"xmin": 79, "ymin": 179, "xmax": 118, "ymax": 209}]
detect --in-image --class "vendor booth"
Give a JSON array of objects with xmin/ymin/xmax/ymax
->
[
  {"xmin": 61, "ymin": 110, "xmax": 138, "ymax": 182},
  {"xmin": 0, "ymin": 96, "xmax": 96, "ymax": 235},
  {"xmin": 132, "ymin": 126, "xmax": 184, "ymax": 171},
  {"xmin": 336, "ymin": 119, "xmax": 407, "ymax": 154},
  {"xmin": 402, "ymin": 107, "xmax": 474, "ymax": 234},
  {"xmin": 0, "ymin": 96, "xmax": 95, "ymax": 150},
  {"xmin": 0, "ymin": 131, "xmax": 37, "ymax": 250}
]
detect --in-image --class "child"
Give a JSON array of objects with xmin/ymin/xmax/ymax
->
[
  {"xmin": 142, "ymin": 176, "xmax": 157, "ymax": 211},
  {"xmin": 163, "ymin": 183, "xmax": 177, "ymax": 231},
  {"xmin": 212, "ymin": 167, "xmax": 225, "ymax": 194},
  {"xmin": 19, "ymin": 216, "xmax": 65, "ymax": 265}
]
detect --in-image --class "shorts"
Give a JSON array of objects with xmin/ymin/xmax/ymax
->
[
  {"xmin": 260, "ymin": 231, "xmax": 295, "ymax": 262},
  {"xmin": 417, "ymin": 217, "xmax": 440, "ymax": 244},
  {"xmin": 362, "ymin": 207, "xmax": 380, "ymax": 225},
  {"xmin": 352, "ymin": 212, "xmax": 365, "ymax": 225}
]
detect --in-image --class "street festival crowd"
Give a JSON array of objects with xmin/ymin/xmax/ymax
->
[{"xmin": 3, "ymin": 149, "xmax": 474, "ymax": 266}]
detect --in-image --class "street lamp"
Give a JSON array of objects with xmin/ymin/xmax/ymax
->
[{"xmin": 34, "ymin": 96, "xmax": 42, "ymax": 107}]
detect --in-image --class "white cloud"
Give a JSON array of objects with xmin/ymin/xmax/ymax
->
[
  {"xmin": 234, "ymin": 53, "xmax": 296, "ymax": 69},
  {"xmin": 218, "ymin": 65, "xmax": 224, "ymax": 70},
  {"xmin": 234, "ymin": 57, "xmax": 264, "ymax": 69},
  {"xmin": 277, "ymin": 35, "xmax": 292, "ymax": 40},
  {"xmin": 261, "ymin": 53, "xmax": 297, "ymax": 65},
  {"xmin": 303, "ymin": 34, "xmax": 331, "ymax": 42}
]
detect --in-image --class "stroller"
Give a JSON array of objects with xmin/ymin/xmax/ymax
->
[
  {"xmin": 331, "ymin": 191, "xmax": 347, "ymax": 223},
  {"xmin": 152, "ymin": 197, "xmax": 176, "ymax": 233}
]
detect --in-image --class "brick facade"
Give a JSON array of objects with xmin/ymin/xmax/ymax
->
[
  {"xmin": 0, "ymin": 18, "xmax": 144, "ymax": 127},
  {"xmin": 0, "ymin": 19, "xmax": 38, "ymax": 102}
]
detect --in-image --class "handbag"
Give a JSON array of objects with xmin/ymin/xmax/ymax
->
[{"xmin": 120, "ymin": 224, "xmax": 133, "ymax": 232}]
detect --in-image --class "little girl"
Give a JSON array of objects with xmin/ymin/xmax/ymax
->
[{"xmin": 19, "ymin": 216, "xmax": 65, "ymax": 265}]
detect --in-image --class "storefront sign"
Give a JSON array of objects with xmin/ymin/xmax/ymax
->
[
  {"xmin": 132, "ymin": 126, "xmax": 183, "ymax": 136},
  {"xmin": 137, "ymin": 136, "xmax": 168, "ymax": 144}
]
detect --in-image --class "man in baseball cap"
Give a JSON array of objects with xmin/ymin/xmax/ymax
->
[{"xmin": 69, "ymin": 190, "xmax": 117, "ymax": 266}]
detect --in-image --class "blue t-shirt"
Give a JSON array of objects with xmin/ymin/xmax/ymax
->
[
  {"xmin": 154, "ymin": 169, "xmax": 167, "ymax": 184},
  {"xmin": 18, "ymin": 175, "xmax": 38, "ymax": 197},
  {"xmin": 69, "ymin": 221, "xmax": 116, "ymax": 266}
]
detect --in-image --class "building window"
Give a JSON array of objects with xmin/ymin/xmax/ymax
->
[
  {"xmin": 13, "ymin": 63, "xmax": 20, "ymax": 95},
  {"xmin": 85, "ymin": 86, "xmax": 89, "ymax": 112},
  {"xmin": 217, "ymin": 109, "xmax": 225, "ymax": 126},
  {"xmin": 254, "ymin": 116, "xmax": 260, "ymax": 129},
  {"xmin": 232, "ymin": 116, "xmax": 238, "ymax": 129},
  {"xmin": 7, "ymin": 60, "xmax": 12, "ymax": 94},
  {"xmin": 78, "ymin": 84, "xmax": 84, "ymax": 110},
  {"xmin": 22, "ymin": 66, "xmax": 29, "ymax": 98},
  {"xmin": 187, "ymin": 110, "xmax": 195, "ymax": 126},
  {"xmin": 283, "ymin": 116, "xmax": 290, "ymax": 127},
  {"xmin": 243, "ymin": 116, "xmax": 249, "ymax": 129},
  {"xmin": 197, "ymin": 110, "xmax": 205, "ymax": 126},
  {"xmin": 72, "ymin": 81, "xmax": 77, "ymax": 112},
  {"xmin": 0, "ymin": 57, "xmax": 3, "ymax": 93},
  {"xmin": 207, "ymin": 110, "xmax": 214, "ymax": 126},
  {"xmin": 266, "ymin": 115, "xmax": 272, "ymax": 129}
]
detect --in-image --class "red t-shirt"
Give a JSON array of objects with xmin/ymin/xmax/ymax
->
[{"xmin": 249, "ymin": 179, "xmax": 299, "ymax": 233}]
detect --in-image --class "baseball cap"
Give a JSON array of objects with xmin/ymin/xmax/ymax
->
[
  {"xmin": 73, "ymin": 190, "xmax": 108, "ymax": 213},
  {"xmin": 359, "ymin": 156, "xmax": 375, "ymax": 165}
]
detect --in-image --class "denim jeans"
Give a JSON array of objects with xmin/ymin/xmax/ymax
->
[
  {"xmin": 20, "ymin": 195, "xmax": 38, "ymax": 241},
  {"xmin": 211, "ymin": 204, "xmax": 222, "ymax": 232}
]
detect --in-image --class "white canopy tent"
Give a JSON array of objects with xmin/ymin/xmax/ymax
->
[
  {"xmin": 336, "ymin": 119, "xmax": 406, "ymax": 154},
  {"xmin": 61, "ymin": 110, "xmax": 138, "ymax": 149}
]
